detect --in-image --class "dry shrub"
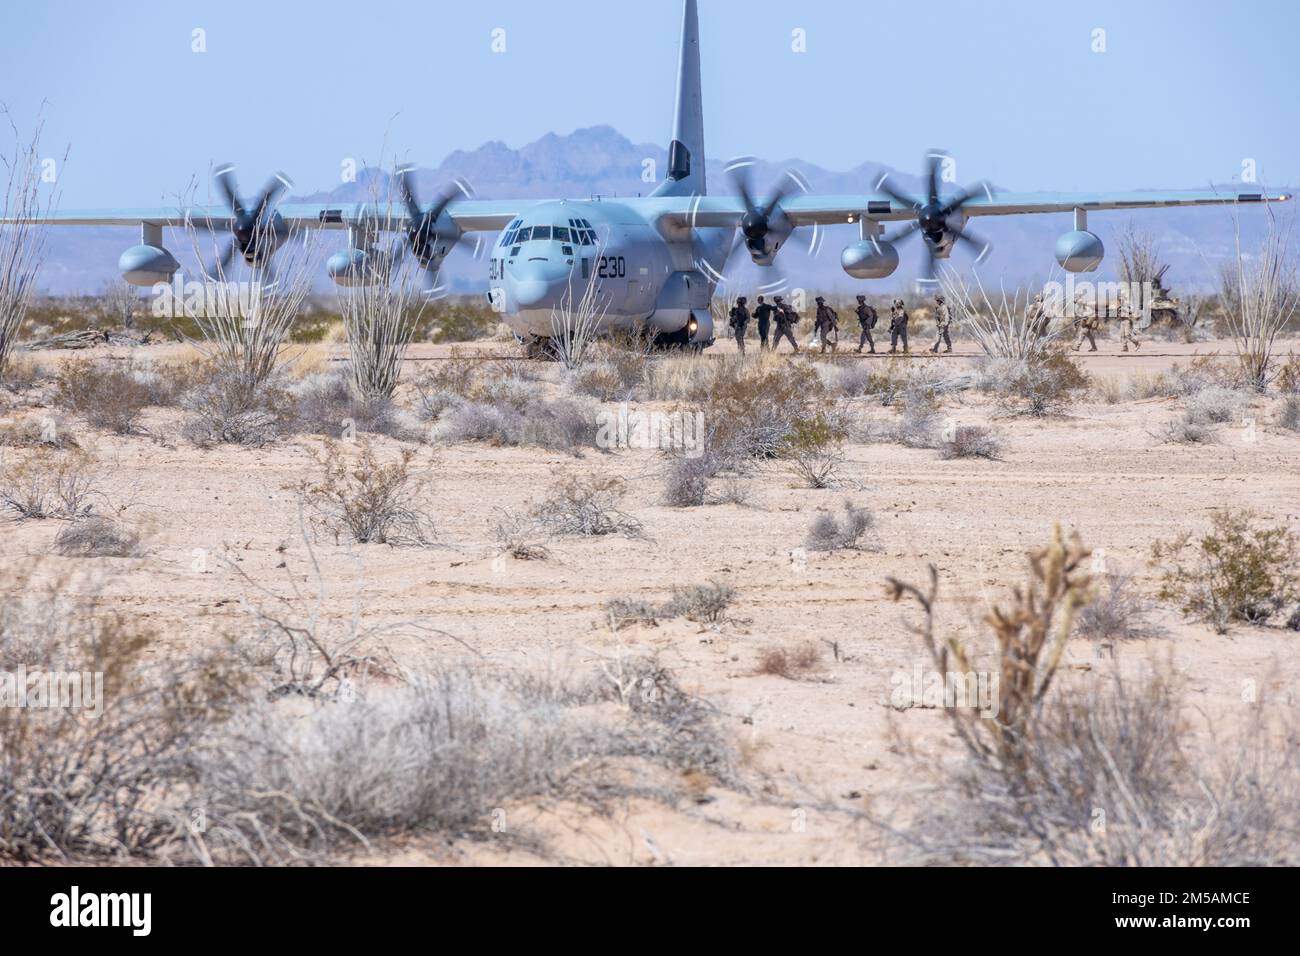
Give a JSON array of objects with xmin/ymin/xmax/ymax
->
[
  {"xmin": 54, "ymin": 358, "xmax": 151, "ymax": 435},
  {"xmin": 1174, "ymin": 353, "xmax": 1248, "ymax": 395},
  {"xmin": 779, "ymin": 411, "xmax": 846, "ymax": 488},
  {"xmin": 806, "ymin": 500, "xmax": 876, "ymax": 552},
  {"xmin": 1073, "ymin": 571, "xmax": 1164, "ymax": 642},
  {"xmin": 1126, "ymin": 370, "xmax": 1180, "ymax": 400},
  {"xmin": 491, "ymin": 509, "xmax": 550, "ymax": 560},
  {"xmin": 1183, "ymin": 385, "xmax": 1249, "ymax": 425},
  {"xmin": 298, "ymin": 439, "xmax": 435, "ymax": 546},
  {"xmin": 755, "ymin": 642, "xmax": 822, "ymax": 680},
  {"xmin": 53, "ymin": 515, "xmax": 142, "ymax": 558},
  {"xmin": 1276, "ymin": 352, "xmax": 1300, "ymax": 394},
  {"xmin": 1158, "ymin": 415, "xmax": 1217, "ymax": 445},
  {"xmin": 437, "ymin": 397, "xmax": 596, "ymax": 455},
  {"xmin": 566, "ymin": 345, "xmax": 647, "ymax": 402},
  {"xmin": 181, "ymin": 365, "xmax": 298, "ymax": 447},
  {"xmin": 293, "ymin": 371, "xmax": 417, "ymax": 441},
  {"xmin": 939, "ymin": 424, "xmax": 1003, "ymax": 460},
  {"xmin": 1276, "ymin": 394, "xmax": 1300, "ymax": 432},
  {"xmin": 0, "ymin": 412, "xmax": 78, "ymax": 448},
  {"xmin": 0, "ymin": 573, "xmax": 246, "ymax": 862},
  {"xmin": 0, "ymin": 447, "xmax": 102, "ymax": 519},
  {"xmin": 603, "ymin": 579, "xmax": 735, "ymax": 629},
  {"xmin": 695, "ymin": 357, "xmax": 824, "ymax": 462},
  {"xmin": 1000, "ymin": 350, "xmax": 1090, "ymax": 416},
  {"xmin": 1151, "ymin": 507, "xmax": 1298, "ymax": 633},
  {"xmin": 531, "ymin": 475, "xmax": 643, "ymax": 538},
  {"xmin": 0, "ymin": 356, "xmax": 50, "ymax": 393}
]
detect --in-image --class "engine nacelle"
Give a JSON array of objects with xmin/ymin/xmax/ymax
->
[
  {"xmin": 1054, "ymin": 230, "xmax": 1104, "ymax": 273},
  {"xmin": 118, "ymin": 244, "xmax": 180, "ymax": 287},
  {"xmin": 840, "ymin": 239, "xmax": 900, "ymax": 280},
  {"xmin": 327, "ymin": 247, "xmax": 396, "ymax": 287}
]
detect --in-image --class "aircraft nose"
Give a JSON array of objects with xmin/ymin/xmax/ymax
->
[{"xmin": 509, "ymin": 258, "xmax": 572, "ymax": 309}]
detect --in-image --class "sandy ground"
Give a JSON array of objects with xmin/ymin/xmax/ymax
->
[{"xmin": 3, "ymin": 332, "xmax": 1299, "ymax": 865}]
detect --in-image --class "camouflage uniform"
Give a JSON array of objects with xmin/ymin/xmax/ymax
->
[
  {"xmin": 854, "ymin": 295, "xmax": 877, "ymax": 353},
  {"xmin": 771, "ymin": 297, "xmax": 800, "ymax": 353},
  {"xmin": 728, "ymin": 296, "xmax": 751, "ymax": 355},
  {"xmin": 1028, "ymin": 293, "xmax": 1049, "ymax": 341},
  {"xmin": 1116, "ymin": 290, "xmax": 1141, "ymax": 352},
  {"xmin": 752, "ymin": 296, "xmax": 774, "ymax": 350},
  {"xmin": 814, "ymin": 297, "xmax": 839, "ymax": 354},
  {"xmin": 929, "ymin": 295, "xmax": 953, "ymax": 353},
  {"xmin": 888, "ymin": 299, "xmax": 910, "ymax": 354},
  {"xmin": 1071, "ymin": 293, "xmax": 1099, "ymax": 352}
]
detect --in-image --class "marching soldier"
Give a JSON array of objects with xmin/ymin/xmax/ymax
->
[
  {"xmin": 1116, "ymin": 287, "xmax": 1142, "ymax": 352},
  {"xmin": 752, "ymin": 294, "xmax": 774, "ymax": 351},
  {"xmin": 888, "ymin": 299, "xmax": 910, "ymax": 354},
  {"xmin": 929, "ymin": 294, "xmax": 953, "ymax": 353},
  {"xmin": 1071, "ymin": 290, "xmax": 1099, "ymax": 352},
  {"xmin": 728, "ymin": 296, "xmax": 751, "ymax": 354},
  {"xmin": 1028, "ymin": 292, "xmax": 1049, "ymax": 341},
  {"xmin": 771, "ymin": 295, "xmax": 800, "ymax": 353},
  {"xmin": 814, "ymin": 296, "xmax": 839, "ymax": 354},
  {"xmin": 854, "ymin": 294, "xmax": 877, "ymax": 353}
]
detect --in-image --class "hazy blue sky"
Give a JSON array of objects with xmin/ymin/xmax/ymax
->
[{"xmin": 3, "ymin": 0, "xmax": 1296, "ymax": 207}]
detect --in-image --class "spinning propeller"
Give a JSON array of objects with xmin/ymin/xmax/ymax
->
[
  {"xmin": 204, "ymin": 163, "xmax": 294, "ymax": 281},
  {"xmin": 876, "ymin": 151, "xmax": 994, "ymax": 284},
  {"xmin": 396, "ymin": 166, "xmax": 482, "ymax": 294}
]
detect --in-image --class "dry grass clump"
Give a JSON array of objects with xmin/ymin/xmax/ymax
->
[
  {"xmin": 0, "ymin": 447, "xmax": 102, "ymax": 519},
  {"xmin": 1073, "ymin": 571, "xmax": 1164, "ymax": 642},
  {"xmin": 298, "ymin": 439, "xmax": 435, "ymax": 546},
  {"xmin": 806, "ymin": 500, "xmax": 876, "ymax": 552},
  {"xmin": 603, "ymin": 580, "xmax": 736, "ymax": 630},
  {"xmin": 1124, "ymin": 369, "xmax": 1182, "ymax": 401},
  {"xmin": 0, "ymin": 412, "xmax": 78, "ymax": 448},
  {"xmin": 438, "ymin": 397, "xmax": 596, "ymax": 456},
  {"xmin": 566, "ymin": 344, "xmax": 648, "ymax": 402},
  {"xmin": 938, "ymin": 424, "xmax": 1003, "ymax": 460},
  {"xmin": 181, "ymin": 365, "xmax": 299, "ymax": 448},
  {"xmin": 976, "ymin": 349, "xmax": 1089, "ymax": 416},
  {"xmin": 754, "ymin": 641, "xmax": 822, "ymax": 680},
  {"xmin": 1151, "ymin": 507, "xmax": 1299, "ymax": 633},
  {"xmin": 1158, "ymin": 416, "xmax": 1217, "ymax": 445},
  {"xmin": 0, "ymin": 356, "xmax": 51, "ymax": 394},
  {"xmin": 53, "ymin": 515, "xmax": 142, "ymax": 558},
  {"xmin": 53, "ymin": 358, "xmax": 151, "ymax": 435},
  {"xmin": 293, "ymin": 371, "xmax": 419, "ymax": 441},
  {"xmin": 0, "ymin": 572, "xmax": 246, "ymax": 862},
  {"xmin": 491, "ymin": 509, "xmax": 550, "ymax": 561},
  {"xmin": 1278, "ymin": 394, "xmax": 1300, "ymax": 431},
  {"xmin": 532, "ymin": 475, "xmax": 643, "ymax": 538},
  {"xmin": 1183, "ymin": 385, "xmax": 1250, "ymax": 425},
  {"xmin": 1173, "ymin": 353, "xmax": 1248, "ymax": 395},
  {"xmin": 779, "ymin": 412, "xmax": 847, "ymax": 489}
]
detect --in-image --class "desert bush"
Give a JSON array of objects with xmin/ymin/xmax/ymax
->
[
  {"xmin": 806, "ymin": 500, "xmax": 876, "ymax": 552},
  {"xmin": 1173, "ymin": 354, "xmax": 1246, "ymax": 395},
  {"xmin": 939, "ymin": 424, "xmax": 1003, "ymax": 460},
  {"xmin": 1001, "ymin": 350, "xmax": 1090, "ymax": 416},
  {"xmin": 0, "ymin": 356, "xmax": 50, "ymax": 393},
  {"xmin": 1126, "ymin": 370, "xmax": 1180, "ymax": 400},
  {"xmin": 603, "ymin": 597, "xmax": 665, "ymax": 630},
  {"xmin": 1094, "ymin": 375, "xmax": 1125, "ymax": 405},
  {"xmin": 53, "ymin": 515, "xmax": 142, "ymax": 557},
  {"xmin": 181, "ymin": 365, "xmax": 298, "ymax": 447},
  {"xmin": 1158, "ymin": 415, "xmax": 1217, "ymax": 445},
  {"xmin": 755, "ymin": 642, "xmax": 822, "ymax": 680},
  {"xmin": 892, "ymin": 388, "xmax": 943, "ymax": 448},
  {"xmin": 779, "ymin": 412, "xmax": 846, "ymax": 488},
  {"xmin": 1074, "ymin": 571, "xmax": 1164, "ymax": 642},
  {"xmin": 662, "ymin": 451, "xmax": 719, "ymax": 507},
  {"xmin": 1151, "ymin": 507, "xmax": 1299, "ymax": 633},
  {"xmin": 1183, "ymin": 385, "xmax": 1249, "ymax": 425},
  {"xmin": 293, "ymin": 371, "xmax": 418, "ymax": 440},
  {"xmin": 566, "ymin": 346, "xmax": 647, "ymax": 402},
  {"xmin": 663, "ymin": 579, "xmax": 735, "ymax": 624},
  {"xmin": 0, "ymin": 573, "xmax": 245, "ymax": 862},
  {"xmin": 53, "ymin": 358, "xmax": 151, "ymax": 435},
  {"xmin": 491, "ymin": 509, "xmax": 550, "ymax": 560},
  {"xmin": 1218, "ymin": 221, "xmax": 1298, "ymax": 390},
  {"xmin": 437, "ymin": 397, "xmax": 596, "ymax": 455},
  {"xmin": 0, "ymin": 447, "xmax": 101, "ymax": 519},
  {"xmin": 1276, "ymin": 395, "xmax": 1300, "ymax": 431},
  {"xmin": 695, "ymin": 357, "xmax": 824, "ymax": 463},
  {"xmin": 298, "ymin": 439, "xmax": 435, "ymax": 546},
  {"xmin": 1276, "ymin": 353, "xmax": 1300, "ymax": 394},
  {"xmin": 130, "ymin": 359, "xmax": 206, "ymax": 407},
  {"xmin": 531, "ymin": 475, "xmax": 642, "ymax": 538},
  {"xmin": 0, "ymin": 412, "xmax": 77, "ymax": 448}
]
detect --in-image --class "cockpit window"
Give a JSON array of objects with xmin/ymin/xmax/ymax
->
[
  {"xmin": 554, "ymin": 227, "xmax": 571, "ymax": 242},
  {"xmin": 532, "ymin": 226, "xmax": 552, "ymax": 241}
]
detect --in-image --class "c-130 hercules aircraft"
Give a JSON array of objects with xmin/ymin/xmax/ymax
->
[{"xmin": 10, "ymin": 0, "xmax": 1289, "ymax": 353}]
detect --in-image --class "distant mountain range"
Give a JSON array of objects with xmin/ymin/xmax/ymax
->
[{"xmin": 34, "ymin": 125, "xmax": 1287, "ymax": 296}]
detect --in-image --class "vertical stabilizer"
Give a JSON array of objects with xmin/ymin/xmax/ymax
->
[{"xmin": 652, "ymin": 0, "xmax": 706, "ymax": 197}]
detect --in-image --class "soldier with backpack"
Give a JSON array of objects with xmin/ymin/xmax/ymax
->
[
  {"xmin": 728, "ymin": 296, "xmax": 751, "ymax": 354},
  {"xmin": 771, "ymin": 295, "xmax": 800, "ymax": 353},
  {"xmin": 814, "ymin": 296, "xmax": 839, "ymax": 354},
  {"xmin": 854, "ymin": 294, "xmax": 877, "ymax": 353},
  {"xmin": 888, "ymin": 299, "xmax": 910, "ymax": 354},
  {"xmin": 752, "ymin": 295, "xmax": 774, "ymax": 351}
]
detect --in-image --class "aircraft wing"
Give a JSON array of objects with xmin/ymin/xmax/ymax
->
[
  {"xmin": 774, "ymin": 189, "xmax": 1291, "ymax": 227},
  {"xmin": 0, "ymin": 199, "xmax": 527, "ymax": 233}
]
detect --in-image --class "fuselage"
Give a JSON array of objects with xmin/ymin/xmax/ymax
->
[{"xmin": 485, "ymin": 198, "xmax": 730, "ymax": 344}]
